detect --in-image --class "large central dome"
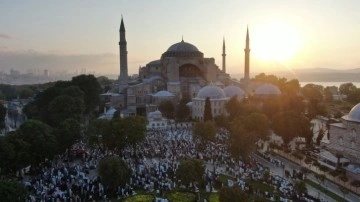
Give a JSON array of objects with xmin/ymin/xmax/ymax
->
[
  {"xmin": 167, "ymin": 40, "xmax": 199, "ymax": 52},
  {"xmin": 162, "ymin": 40, "xmax": 203, "ymax": 58}
]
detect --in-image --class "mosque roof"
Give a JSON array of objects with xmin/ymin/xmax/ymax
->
[
  {"xmin": 162, "ymin": 40, "xmax": 203, "ymax": 58},
  {"xmin": 153, "ymin": 90, "xmax": 174, "ymax": 97},
  {"xmin": 254, "ymin": 83, "xmax": 281, "ymax": 95},
  {"xmin": 196, "ymin": 84, "xmax": 226, "ymax": 99},
  {"xmin": 167, "ymin": 40, "xmax": 199, "ymax": 52},
  {"xmin": 342, "ymin": 103, "xmax": 360, "ymax": 123},
  {"xmin": 223, "ymin": 85, "xmax": 245, "ymax": 99}
]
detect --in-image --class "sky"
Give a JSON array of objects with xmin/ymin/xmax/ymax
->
[{"xmin": 1, "ymin": 0, "xmax": 360, "ymax": 77}]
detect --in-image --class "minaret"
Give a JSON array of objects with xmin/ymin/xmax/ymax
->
[
  {"xmin": 118, "ymin": 16, "xmax": 128, "ymax": 86},
  {"xmin": 244, "ymin": 26, "xmax": 250, "ymax": 81},
  {"xmin": 222, "ymin": 37, "xmax": 226, "ymax": 73}
]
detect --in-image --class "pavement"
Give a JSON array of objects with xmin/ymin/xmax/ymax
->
[{"xmin": 253, "ymin": 152, "xmax": 360, "ymax": 202}]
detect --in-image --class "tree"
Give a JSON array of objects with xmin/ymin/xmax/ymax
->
[
  {"xmin": 48, "ymin": 95, "xmax": 85, "ymax": 126},
  {"xmin": 16, "ymin": 119, "xmax": 56, "ymax": 166},
  {"xmin": 219, "ymin": 186, "xmax": 249, "ymax": 202},
  {"xmin": 193, "ymin": 121, "xmax": 216, "ymax": 142},
  {"xmin": 203, "ymin": 97, "xmax": 213, "ymax": 121},
  {"xmin": 294, "ymin": 181, "xmax": 307, "ymax": 194},
  {"xmin": 315, "ymin": 173, "xmax": 326, "ymax": 185},
  {"xmin": 324, "ymin": 86, "xmax": 334, "ymax": 102},
  {"xmin": 214, "ymin": 114, "xmax": 229, "ymax": 128},
  {"xmin": 176, "ymin": 158, "xmax": 205, "ymax": 187},
  {"xmin": 0, "ymin": 180, "xmax": 28, "ymax": 202},
  {"xmin": 71, "ymin": 74, "xmax": 102, "ymax": 113},
  {"xmin": 339, "ymin": 82, "xmax": 357, "ymax": 96},
  {"xmin": 229, "ymin": 120, "xmax": 254, "ymax": 160},
  {"xmin": 272, "ymin": 111, "xmax": 312, "ymax": 145},
  {"xmin": 243, "ymin": 112, "xmax": 270, "ymax": 140},
  {"xmin": 55, "ymin": 118, "xmax": 82, "ymax": 153},
  {"xmin": 86, "ymin": 119, "xmax": 111, "ymax": 149},
  {"xmin": 158, "ymin": 100, "xmax": 175, "ymax": 119},
  {"xmin": 316, "ymin": 128, "xmax": 325, "ymax": 145},
  {"xmin": 0, "ymin": 104, "xmax": 6, "ymax": 130},
  {"xmin": 225, "ymin": 96, "xmax": 241, "ymax": 120},
  {"xmin": 301, "ymin": 84, "xmax": 324, "ymax": 101},
  {"xmin": 176, "ymin": 99, "xmax": 190, "ymax": 121},
  {"xmin": 98, "ymin": 156, "xmax": 131, "ymax": 193}
]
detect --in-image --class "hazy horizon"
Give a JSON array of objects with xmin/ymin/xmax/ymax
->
[{"xmin": 1, "ymin": 0, "xmax": 360, "ymax": 76}]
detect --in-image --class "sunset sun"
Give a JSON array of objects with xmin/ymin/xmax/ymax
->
[{"xmin": 252, "ymin": 22, "xmax": 303, "ymax": 62}]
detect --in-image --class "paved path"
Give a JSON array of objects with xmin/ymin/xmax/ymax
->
[{"xmin": 260, "ymin": 153, "xmax": 360, "ymax": 202}]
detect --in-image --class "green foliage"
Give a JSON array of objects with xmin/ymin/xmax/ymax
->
[
  {"xmin": 339, "ymin": 83, "xmax": 357, "ymax": 96},
  {"xmin": 243, "ymin": 112, "xmax": 270, "ymax": 140},
  {"xmin": 204, "ymin": 97, "xmax": 213, "ymax": 121},
  {"xmin": 301, "ymin": 84, "xmax": 324, "ymax": 101},
  {"xmin": 229, "ymin": 121, "xmax": 253, "ymax": 160},
  {"xmin": 48, "ymin": 95, "xmax": 85, "ymax": 125},
  {"xmin": 55, "ymin": 118, "xmax": 81, "ymax": 153},
  {"xmin": 159, "ymin": 100, "xmax": 175, "ymax": 119},
  {"xmin": 98, "ymin": 156, "xmax": 131, "ymax": 191},
  {"xmin": 0, "ymin": 104, "xmax": 6, "ymax": 130},
  {"xmin": 193, "ymin": 121, "xmax": 216, "ymax": 141},
  {"xmin": 124, "ymin": 194, "xmax": 154, "ymax": 202},
  {"xmin": 225, "ymin": 96, "xmax": 241, "ymax": 120},
  {"xmin": 272, "ymin": 111, "xmax": 312, "ymax": 145},
  {"xmin": 0, "ymin": 84, "xmax": 17, "ymax": 100},
  {"xmin": 214, "ymin": 114, "xmax": 229, "ymax": 128},
  {"xmin": 176, "ymin": 158, "xmax": 205, "ymax": 187},
  {"xmin": 71, "ymin": 74, "xmax": 102, "ymax": 113},
  {"xmin": 176, "ymin": 100, "xmax": 191, "ymax": 121},
  {"xmin": 166, "ymin": 192, "xmax": 197, "ymax": 202},
  {"xmin": 294, "ymin": 180, "xmax": 307, "ymax": 194},
  {"xmin": 0, "ymin": 180, "xmax": 28, "ymax": 202},
  {"xmin": 16, "ymin": 119, "xmax": 56, "ymax": 165},
  {"xmin": 219, "ymin": 186, "xmax": 249, "ymax": 202},
  {"xmin": 86, "ymin": 119, "xmax": 111, "ymax": 149}
]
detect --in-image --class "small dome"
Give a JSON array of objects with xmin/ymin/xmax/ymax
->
[
  {"xmin": 148, "ymin": 110, "xmax": 162, "ymax": 120},
  {"xmin": 343, "ymin": 103, "xmax": 360, "ymax": 122},
  {"xmin": 167, "ymin": 40, "xmax": 199, "ymax": 52},
  {"xmin": 196, "ymin": 84, "xmax": 226, "ymax": 99},
  {"xmin": 255, "ymin": 83, "xmax": 281, "ymax": 95},
  {"xmin": 223, "ymin": 85, "xmax": 245, "ymax": 99},
  {"xmin": 153, "ymin": 90, "xmax": 174, "ymax": 97}
]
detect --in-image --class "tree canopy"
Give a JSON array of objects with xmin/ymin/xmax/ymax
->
[
  {"xmin": 176, "ymin": 158, "xmax": 205, "ymax": 187},
  {"xmin": 193, "ymin": 121, "xmax": 216, "ymax": 142},
  {"xmin": 158, "ymin": 100, "xmax": 175, "ymax": 119},
  {"xmin": 203, "ymin": 97, "xmax": 213, "ymax": 121},
  {"xmin": 98, "ymin": 156, "xmax": 131, "ymax": 193}
]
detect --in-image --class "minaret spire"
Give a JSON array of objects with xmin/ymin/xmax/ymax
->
[
  {"xmin": 222, "ymin": 36, "xmax": 226, "ymax": 73},
  {"xmin": 118, "ymin": 16, "xmax": 128, "ymax": 88},
  {"xmin": 244, "ymin": 25, "xmax": 250, "ymax": 81}
]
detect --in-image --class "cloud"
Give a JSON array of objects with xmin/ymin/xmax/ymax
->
[{"xmin": 0, "ymin": 33, "xmax": 11, "ymax": 39}]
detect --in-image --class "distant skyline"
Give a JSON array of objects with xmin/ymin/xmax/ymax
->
[{"xmin": 1, "ymin": 0, "xmax": 359, "ymax": 78}]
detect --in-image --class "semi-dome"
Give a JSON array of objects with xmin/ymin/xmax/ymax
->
[
  {"xmin": 196, "ymin": 84, "xmax": 226, "ymax": 99},
  {"xmin": 162, "ymin": 40, "xmax": 203, "ymax": 58},
  {"xmin": 153, "ymin": 90, "xmax": 174, "ymax": 97},
  {"xmin": 343, "ymin": 103, "xmax": 360, "ymax": 122},
  {"xmin": 255, "ymin": 83, "xmax": 281, "ymax": 95},
  {"xmin": 223, "ymin": 85, "xmax": 245, "ymax": 99}
]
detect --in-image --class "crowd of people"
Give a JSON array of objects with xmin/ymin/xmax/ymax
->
[{"xmin": 22, "ymin": 122, "xmax": 318, "ymax": 202}]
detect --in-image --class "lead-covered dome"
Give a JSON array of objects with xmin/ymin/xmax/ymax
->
[
  {"xmin": 153, "ymin": 90, "xmax": 174, "ymax": 97},
  {"xmin": 255, "ymin": 83, "xmax": 281, "ymax": 95},
  {"xmin": 162, "ymin": 40, "xmax": 203, "ymax": 58},
  {"xmin": 223, "ymin": 85, "xmax": 245, "ymax": 99},
  {"xmin": 343, "ymin": 103, "xmax": 360, "ymax": 122},
  {"xmin": 196, "ymin": 85, "xmax": 226, "ymax": 99}
]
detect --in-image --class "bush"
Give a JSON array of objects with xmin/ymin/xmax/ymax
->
[
  {"xmin": 124, "ymin": 194, "xmax": 154, "ymax": 202},
  {"xmin": 304, "ymin": 157, "xmax": 312, "ymax": 164},
  {"xmin": 166, "ymin": 192, "xmax": 196, "ymax": 202},
  {"xmin": 329, "ymin": 170, "xmax": 340, "ymax": 177}
]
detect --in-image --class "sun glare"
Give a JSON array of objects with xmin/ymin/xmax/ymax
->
[{"xmin": 252, "ymin": 22, "xmax": 303, "ymax": 62}]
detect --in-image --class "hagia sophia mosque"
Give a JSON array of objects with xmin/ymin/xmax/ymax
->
[
  {"xmin": 99, "ymin": 17, "xmax": 360, "ymax": 165},
  {"xmin": 100, "ymin": 17, "xmax": 282, "ymax": 120}
]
